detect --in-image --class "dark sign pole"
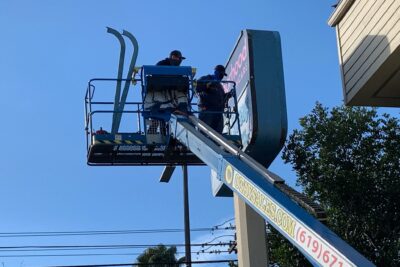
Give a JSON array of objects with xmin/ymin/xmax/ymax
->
[{"xmin": 183, "ymin": 165, "xmax": 192, "ymax": 267}]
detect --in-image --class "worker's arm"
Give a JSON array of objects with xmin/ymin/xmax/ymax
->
[
  {"xmin": 225, "ymin": 88, "xmax": 235, "ymax": 99},
  {"xmin": 194, "ymin": 76, "xmax": 209, "ymax": 94}
]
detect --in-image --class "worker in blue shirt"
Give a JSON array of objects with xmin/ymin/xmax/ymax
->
[{"xmin": 195, "ymin": 65, "xmax": 232, "ymax": 133}]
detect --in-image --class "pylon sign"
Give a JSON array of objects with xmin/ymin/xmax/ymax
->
[
  {"xmin": 224, "ymin": 29, "xmax": 287, "ymax": 167},
  {"xmin": 213, "ymin": 30, "xmax": 287, "ymax": 197}
]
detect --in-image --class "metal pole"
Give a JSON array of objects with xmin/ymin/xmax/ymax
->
[
  {"xmin": 182, "ymin": 164, "xmax": 192, "ymax": 267},
  {"xmin": 266, "ymin": 225, "xmax": 270, "ymax": 267}
]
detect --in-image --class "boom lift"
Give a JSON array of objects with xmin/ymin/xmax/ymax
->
[
  {"xmin": 84, "ymin": 28, "xmax": 375, "ymax": 267},
  {"xmin": 85, "ymin": 64, "xmax": 241, "ymax": 166}
]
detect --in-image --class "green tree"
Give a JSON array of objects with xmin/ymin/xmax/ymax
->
[
  {"xmin": 136, "ymin": 244, "xmax": 181, "ymax": 266},
  {"xmin": 267, "ymin": 225, "xmax": 311, "ymax": 267},
  {"xmin": 269, "ymin": 103, "xmax": 400, "ymax": 266}
]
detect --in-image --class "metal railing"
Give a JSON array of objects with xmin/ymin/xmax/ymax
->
[{"xmin": 84, "ymin": 77, "xmax": 242, "ymax": 153}]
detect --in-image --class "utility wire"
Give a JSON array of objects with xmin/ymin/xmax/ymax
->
[
  {"xmin": 0, "ymin": 242, "xmax": 232, "ymax": 252},
  {"xmin": 211, "ymin": 218, "xmax": 235, "ymax": 230},
  {"xmin": 47, "ymin": 259, "xmax": 238, "ymax": 267},
  {"xmin": 0, "ymin": 224, "xmax": 237, "ymax": 261},
  {"xmin": 0, "ymin": 250, "xmax": 233, "ymax": 258},
  {"xmin": 195, "ymin": 235, "xmax": 235, "ymax": 254},
  {"xmin": 0, "ymin": 227, "xmax": 228, "ymax": 238}
]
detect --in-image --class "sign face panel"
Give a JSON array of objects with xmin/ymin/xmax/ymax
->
[
  {"xmin": 235, "ymin": 88, "xmax": 253, "ymax": 148},
  {"xmin": 213, "ymin": 29, "xmax": 287, "ymax": 196},
  {"xmin": 224, "ymin": 30, "xmax": 287, "ymax": 166},
  {"xmin": 225, "ymin": 35, "xmax": 250, "ymax": 101},
  {"xmin": 224, "ymin": 32, "xmax": 253, "ymax": 149},
  {"xmin": 223, "ymin": 163, "xmax": 356, "ymax": 267}
]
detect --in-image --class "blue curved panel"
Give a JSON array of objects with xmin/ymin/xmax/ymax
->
[{"xmin": 225, "ymin": 30, "xmax": 287, "ymax": 167}]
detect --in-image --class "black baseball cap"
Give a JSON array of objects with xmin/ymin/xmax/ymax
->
[
  {"xmin": 170, "ymin": 50, "xmax": 186, "ymax": 59},
  {"xmin": 215, "ymin": 65, "xmax": 227, "ymax": 76}
]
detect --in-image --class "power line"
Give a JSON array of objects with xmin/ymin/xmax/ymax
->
[
  {"xmin": 0, "ymin": 228, "xmax": 232, "ymax": 238},
  {"xmin": 211, "ymin": 218, "xmax": 235, "ymax": 230},
  {"xmin": 0, "ymin": 250, "xmax": 233, "ymax": 258},
  {"xmin": 0, "ymin": 242, "xmax": 232, "ymax": 252},
  {"xmin": 194, "ymin": 235, "xmax": 235, "ymax": 254},
  {"xmin": 47, "ymin": 259, "xmax": 238, "ymax": 267},
  {"xmin": 0, "ymin": 253, "xmax": 141, "ymax": 258},
  {"xmin": 0, "ymin": 225, "xmax": 237, "ymax": 263},
  {"xmin": 0, "ymin": 225, "xmax": 235, "ymax": 238}
]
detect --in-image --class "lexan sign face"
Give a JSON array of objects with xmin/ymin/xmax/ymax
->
[
  {"xmin": 225, "ymin": 34, "xmax": 249, "ymax": 98},
  {"xmin": 224, "ymin": 32, "xmax": 253, "ymax": 149},
  {"xmin": 223, "ymin": 30, "xmax": 287, "ymax": 166}
]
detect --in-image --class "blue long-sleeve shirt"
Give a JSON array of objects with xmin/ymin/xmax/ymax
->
[{"xmin": 195, "ymin": 75, "xmax": 229, "ymax": 111}]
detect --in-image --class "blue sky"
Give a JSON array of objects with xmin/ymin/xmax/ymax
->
[{"xmin": 0, "ymin": 1, "xmax": 397, "ymax": 266}]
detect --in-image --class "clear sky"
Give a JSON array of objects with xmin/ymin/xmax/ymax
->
[{"xmin": 0, "ymin": 1, "xmax": 397, "ymax": 266}]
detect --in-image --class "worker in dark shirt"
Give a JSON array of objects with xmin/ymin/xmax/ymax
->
[
  {"xmin": 146, "ymin": 50, "xmax": 187, "ymax": 135},
  {"xmin": 195, "ymin": 65, "xmax": 232, "ymax": 133},
  {"xmin": 153, "ymin": 49, "xmax": 188, "ymax": 115},
  {"xmin": 157, "ymin": 50, "xmax": 186, "ymax": 66}
]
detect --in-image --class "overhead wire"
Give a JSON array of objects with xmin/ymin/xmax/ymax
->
[
  {"xmin": 0, "ymin": 242, "xmax": 233, "ymax": 252},
  {"xmin": 0, "ymin": 222, "xmax": 235, "ymax": 238},
  {"xmin": 0, "ymin": 227, "xmax": 226, "ymax": 238},
  {"xmin": 0, "ymin": 224, "xmax": 236, "ymax": 261},
  {"xmin": 47, "ymin": 259, "xmax": 238, "ymax": 267},
  {"xmin": 0, "ymin": 250, "xmax": 233, "ymax": 258},
  {"xmin": 211, "ymin": 218, "xmax": 235, "ymax": 230},
  {"xmin": 194, "ymin": 235, "xmax": 234, "ymax": 254}
]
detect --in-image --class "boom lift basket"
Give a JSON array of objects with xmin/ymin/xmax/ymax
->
[{"xmin": 85, "ymin": 66, "xmax": 242, "ymax": 166}]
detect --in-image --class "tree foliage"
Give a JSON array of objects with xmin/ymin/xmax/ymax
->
[
  {"xmin": 136, "ymin": 244, "xmax": 180, "ymax": 266},
  {"xmin": 267, "ymin": 225, "xmax": 312, "ymax": 267},
  {"xmin": 270, "ymin": 103, "xmax": 400, "ymax": 266}
]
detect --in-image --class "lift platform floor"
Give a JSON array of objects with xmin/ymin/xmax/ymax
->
[
  {"xmin": 87, "ymin": 132, "xmax": 241, "ymax": 166},
  {"xmin": 88, "ymin": 133, "xmax": 204, "ymax": 166}
]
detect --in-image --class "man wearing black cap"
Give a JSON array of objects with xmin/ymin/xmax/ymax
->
[
  {"xmin": 153, "ymin": 49, "xmax": 188, "ymax": 114},
  {"xmin": 145, "ymin": 50, "xmax": 187, "ymax": 135},
  {"xmin": 157, "ymin": 50, "xmax": 186, "ymax": 66},
  {"xmin": 195, "ymin": 65, "xmax": 232, "ymax": 133}
]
